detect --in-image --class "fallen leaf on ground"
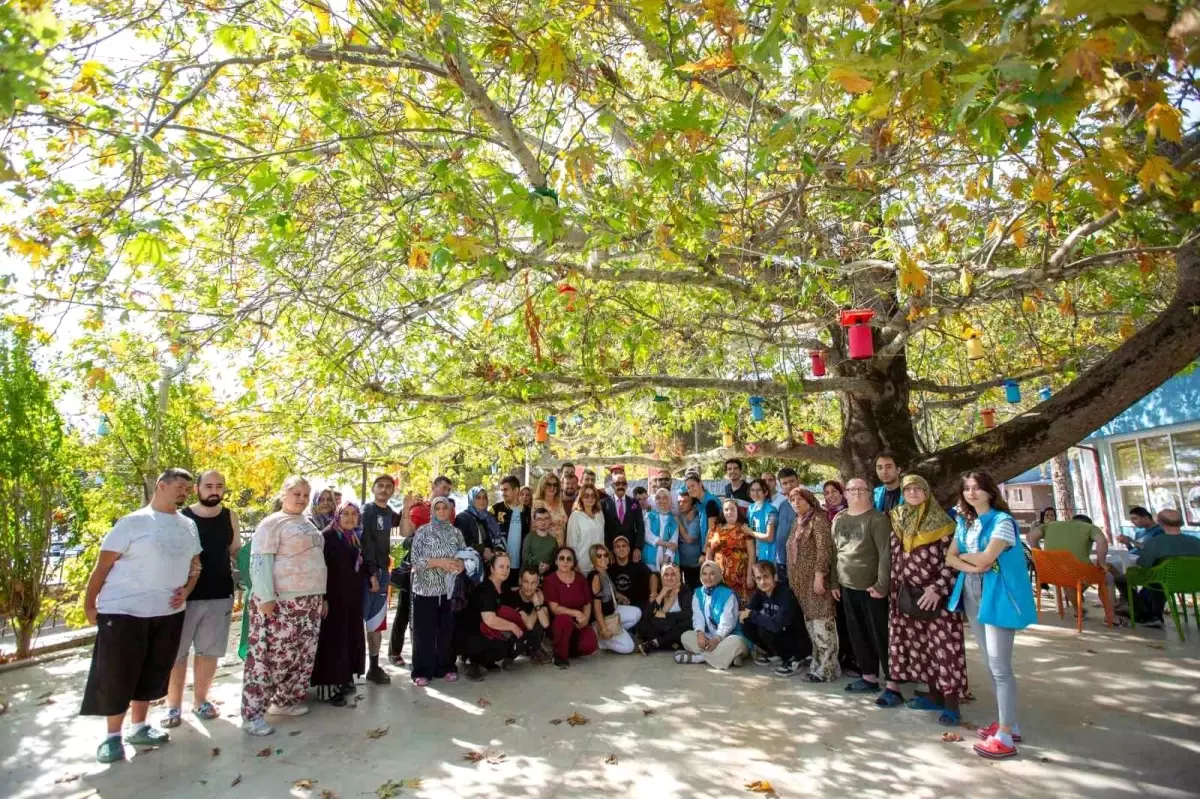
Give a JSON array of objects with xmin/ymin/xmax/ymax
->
[
  {"xmin": 211, "ymin": 747, "xmax": 220, "ymax": 756},
  {"xmin": 289, "ymin": 730, "xmax": 302, "ymax": 736},
  {"xmin": 1086, "ymin": 649, "xmax": 1097, "ymax": 654},
  {"xmin": 549, "ymin": 718, "xmax": 563, "ymax": 725},
  {"xmin": 37, "ymin": 698, "xmax": 55, "ymax": 706},
  {"xmin": 1082, "ymin": 719, "xmax": 1094, "ymax": 726},
  {"xmin": 476, "ymin": 696, "xmax": 491, "ymax": 708},
  {"xmin": 745, "ymin": 780, "xmax": 775, "ymax": 793},
  {"xmin": 367, "ymin": 726, "xmax": 389, "ymax": 739},
  {"xmin": 941, "ymin": 732, "xmax": 963, "ymax": 742},
  {"xmin": 463, "ymin": 751, "xmax": 486, "ymax": 763},
  {"xmin": 1145, "ymin": 643, "xmax": 1166, "ymax": 650},
  {"xmin": 962, "ymin": 690, "xmax": 976, "ymax": 702},
  {"xmin": 141, "ymin": 746, "xmax": 160, "ymax": 754},
  {"xmin": 642, "ymin": 708, "xmax": 656, "ymax": 716},
  {"xmin": 294, "ymin": 778, "xmax": 316, "ymax": 789},
  {"xmin": 1039, "ymin": 756, "xmax": 1051, "ymax": 762},
  {"xmin": 605, "ymin": 753, "xmax": 618, "ymax": 764},
  {"xmin": 36, "ymin": 690, "xmax": 53, "ymax": 699},
  {"xmin": 375, "ymin": 780, "xmax": 403, "ymax": 799},
  {"xmin": 0, "ymin": 701, "xmax": 9, "ymax": 715},
  {"xmin": 319, "ymin": 791, "xmax": 336, "ymax": 799},
  {"xmin": 275, "ymin": 748, "xmax": 283, "ymax": 755},
  {"xmin": 504, "ymin": 717, "xmax": 517, "ymax": 725},
  {"xmin": 256, "ymin": 747, "xmax": 272, "ymax": 758},
  {"xmin": 231, "ymin": 774, "xmax": 242, "ymax": 787},
  {"xmin": 54, "ymin": 774, "xmax": 80, "ymax": 784},
  {"xmin": 566, "ymin": 712, "xmax": 588, "ymax": 726}
]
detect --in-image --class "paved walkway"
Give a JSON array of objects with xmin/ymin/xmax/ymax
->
[{"xmin": 1, "ymin": 609, "xmax": 1198, "ymax": 799}]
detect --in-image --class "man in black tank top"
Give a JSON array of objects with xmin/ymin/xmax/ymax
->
[{"xmin": 160, "ymin": 470, "xmax": 241, "ymax": 728}]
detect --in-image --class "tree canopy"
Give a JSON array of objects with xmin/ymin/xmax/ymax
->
[{"xmin": 2, "ymin": 0, "xmax": 1199, "ymax": 496}]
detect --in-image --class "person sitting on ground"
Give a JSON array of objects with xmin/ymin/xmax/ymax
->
[
  {"xmin": 783, "ymin": 487, "xmax": 840, "ymax": 682},
  {"xmin": 566, "ymin": 485, "xmax": 607, "ymax": 576},
  {"xmin": 589, "ymin": 544, "xmax": 642, "ymax": 654},
  {"xmin": 503, "ymin": 565, "xmax": 552, "ymax": 663},
  {"xmin": 608, "ymin": 535, "xmax": 652, "ymax": 609},
  {"xmin": 466, "ymin": 552, "xmax": 527, "ymax": 679},
  {"xmin": 636, "ymin": 563, "xmax": 694, "ymax": 654},
  {"xmin": 542, "ymin": 547, "xmax": 597, "ymax": 668},
  {"xmin": 644, "ymin": 488, "xmax": 681, "ymax": 592},
  {"xmin": 521, "ymin": 507, "xmax": 559, "ymax": 576},
  {"xmin": 887, "ymin": 476, "xmax": 968, "ymax": 727},
  {"xmin": 739, "ymin": 562, "xmax": 800, "ymax": 667},
  {"xmin": 1117, "ymin": 509, "xmax": 1200, "ymax": 628},
  {"xmin": 310, "ymin": 500, "xmax": 366, "ymax": 706},
  {"xmin": 1118, "ymin": 506, "xmax": 1164, "ymax": 552},
  {"xmin": 676, "ymin": 560, "xmax": 750, "ymax": 669}
]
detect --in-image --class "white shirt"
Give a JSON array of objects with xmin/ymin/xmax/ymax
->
[
  {"xmin": 567, "ymin": 510, "xmax": 607, "ymax": 575},
  {"xmin": 97, "ymin": 505, "xmax": 201, "ymax": 617}
]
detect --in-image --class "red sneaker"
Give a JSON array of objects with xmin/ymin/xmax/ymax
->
[
  {"xmin": 976, "ymin": 722, "xmax": 1022, "ymax": 742},
  {"xmin": 974, "ymin": 736, "xmax": 1018, "ymax": 759}
]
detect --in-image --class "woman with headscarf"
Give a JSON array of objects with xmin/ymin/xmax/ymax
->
[
  {"xmin": 532, "ymin": 473, "xmax": 568, "ymax": 548},
  {"xmin": 310, "ymin": 500, "xmax": 366, "ymax": 706},
  {"xmin": 675, "ymin": 561, "xmax": 750, "ymax": 669},
  {"xmin": 705, "ymin": 498, "xmax": 756, "ymax": 601},
  {"xmin": 822, "ymin": 481, "xmax": 848, "ymax": 522},
  {"xmin": 887, "ymin": 475, "xmax": 968, "ymax": 725},
  {"xmin": 783, "ymin": 487, "xmax": 840, "ymax": 682},
  {"xmin": 410, "ymin": 497, "xmax": 469, "ymax": 686},
  {"xmin": 636, "ymin": 562, "xmax": 694, "ymax": 654},
  {"xmin": 455, "ymin": 487, "xmax": 504, "ymax": 558},
  {"xmin": 307, "ymin": 488, "xmax": 336, "ymax": 533},
  {"xmin": 241, "ymin": 477, "xmax": 328, "ymax": 736}
]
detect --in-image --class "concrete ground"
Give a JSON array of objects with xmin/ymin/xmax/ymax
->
[{"xmin": 1, "ymin": 605, "xmax": 1198, "ymax": 799}]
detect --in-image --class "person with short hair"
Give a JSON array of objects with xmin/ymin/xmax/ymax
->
[
  {"xmin": 533, "ymin": 473, "xmax": 569, "ymax": 548},
  {"xmin": 602, "ymin": 472, "xmax": 644, "ymax": 559},
  {"xmin": 467, "ymin": 552, "xmax": 525, "ymax": 678},
  {"xmin": 163, "ymin": 469, "xmax": 240, "ymax": 728},
  {"xmin": 562, "ymin": 467, "xmax": 580, "ymax": 516},
  {"xmin": 724, "ymin": 458, "xmax": 751, "ymax": 506},
  {"xmin": 503, "ymin": 565, "xmax": 552, "ymax": 663},
  {"xmin": 1118, "ymin": 509, "xmax": 1200, "ymax": 627},
  {"xmin": 589, "ymin": 544, "xmax": 641, "ymax": 654},
  {"xmin": 567, "ymin": 485, "xmax": 607, "ymax": 576},
  {"xmin": 543, "ymin": 547, "xmax": 598, "ymax": 668},
  {"xmin": 81, "ymin": 468, "xmax": 202, "ymax": 763},
  {"xmin": 740, "ymin": 562, "xmax": 800, "ymax": 666},
  {"xmin": 675, "ymin": 561, "xmax": 750, "ymax": 669},
  {"xmin": 492, "ymin": 476, "xmax": 530, "ymax": 572},
  {"xmin": 522, "ymin": 507, "xmax": 560, "ymax": 576},
  {"xmin": 310, "ymin": 500, "xmax": 366, "ymax": 706},
  {"xmin": 361, "ymin": 474, "xmax": 402, "ymax": 685},
  {"xmin": 240, "ymin": 476, "xmax": 329, "ymax": 736},
  {"xmin": 632, "ymin": 485, "xmax": 650, "ymax": 515},
  {"xmin": 1118, "ymin": 506, "xmax": 1164, "ymax": 552},
  {"xmin": 581, "ymin": 469, "xmax": 597, "ymax": 488},
  {"xmin": 773, "ymin": 468, "xmax": 801, "ymax": 584},
  {"xmin": 873, "ymin": 453, "xmax": 904, "ymax": 513},
  {"xmin": 608, "ymin": 535, "xmax": 652, "ymax": 608},
  {"xmin": 762, "ymin": 471, "xmax": 787, "ymax": 509}
]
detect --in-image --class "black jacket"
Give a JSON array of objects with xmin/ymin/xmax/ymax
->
[
  {"xmin": 490, "ymin": 502, "xmax": 531, "ymax": 554},
  {"xmin": 602, "ymin": 494, "xmax": 645, "ymax": 551}
]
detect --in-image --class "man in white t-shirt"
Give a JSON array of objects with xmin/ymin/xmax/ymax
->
[{"xmin": 80, "ymin": 468, "xmax": 202, "ymax": 765}]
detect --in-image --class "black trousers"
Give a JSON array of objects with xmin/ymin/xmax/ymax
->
[
  {"xmin": 1114, "ymin": 576, "xmax": 1167, "ymax": 622},
  {"xmin": 467, "ymin": 633, "xmax": 517, "ymax": 666},
  {"xmin": 636, "ymin": 610, "xmax": 692, "ymax": 650},
  {"xmin": 81, "ymin": 612, "xmax": 185, "ymax": 716},
  {"xmin": 835, "ymin": 593, "xmax": 859, "ymax": 672},
  {"xmin": 681, "ymin": 565, "xmax": 701, "ymax": 587},
  {"xmin": 411, "ymin": 595, "xmax": 457, "ymax": 680},
  {"xmin": 742, "ymin": 620, "xmax": 800, "ymax": 661},
  {"xmin": 389, "ymin": 569, "xmax": 412, "ymax": 659},
  {"xmin": 842, "ymin": 587, "xmax": 889, "ymax": 681}
]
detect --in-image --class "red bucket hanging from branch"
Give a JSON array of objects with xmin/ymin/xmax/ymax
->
[
  {"xmin": 840, "ymin": 309, "xmax": 875, "ymax": 360},
  {"xmin": 804, "ymin": 430, "xmax": 816, "ymax": 446},
  {"xmin": 809, "ymin": 350, "xmax": 826, "ymax": 377},
  {"xmin": 557, "ymin": 283, "xmax": 578, "ymax": 311},
  {"xmin": 535, "ymin": 420, "xmax": 549, "ymax": 443},
  {"xmin": 981, "ymin": 408, "xmax": 996, "ymax": 429}
]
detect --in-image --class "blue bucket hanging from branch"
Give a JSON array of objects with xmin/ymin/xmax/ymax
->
[
  {"xmin": 1039, "ymin": 386, "xmax": 1052, "ymax": 402},
  {"xmin": 1002, "ymin": 380, "xmax": 1021, "ymax": 404},
  {"xmin": 97, "ymin": 414, "xmax": 111, "ymax": 437},
  {"xmin": 547, "ymin": 415, "xmax": 558, "ymax": 435},
  {"xmin": 749, "ymin": 395, "xmax": 765, "ymax": 422}
]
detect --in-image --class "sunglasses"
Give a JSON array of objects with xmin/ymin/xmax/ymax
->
[
  {"xmin": 595, "ymin": 552, "xmax": 609, "ymax": 559},
  {"xmin": 557, "ymin": 555, "xmax": 575, "ymax": 562}
]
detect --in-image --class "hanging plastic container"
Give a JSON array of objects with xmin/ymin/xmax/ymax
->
[
  {"xmin": 841, "ymin": 309, "xmax": 876, "ymax": 360},
  {"xmin": 809, "ymin": 350, "xmax": 826, "ymax": 377},
  {"xmin": 749, "ymin": 395, "xmax": 765, "ymax": 422},
  {"xmin": 1039, "ymin": 386, "xmax": 1053, "ymax": 402},
  {"xmin": 1003, "ymin": 380, "xmax": 1021, "ymax": 404},
  {"xmin": 535, "ymin": 420, "xmax": 549, "ymax": 443},
  {"xmin": 547, "ymin": 415, "xmax": 558, "ymax": 435},
  {"xmin": 653, "ymin": 394, "xmax": 670, "ymax": 421},
  {"xmin": 722, "ymin": 427, "xmax": 735, "ymax": 448},
  {"xmin": 981, "ymin": 408, "xmax": 996, "ymax": 429},
  {"xmin": 97, "ymin": 414, "xmax": 111, "ymax": 437},
  {"xmin": 557, "ymin": 283, "xmax": 578, "ymax": 311},
  {"xmin": 804, "ymin": 430, "xmax": 816, "ymax": 446},
  {"xmin": 966, "ymin": 333, "xmax": 984, "ymax": 360}
]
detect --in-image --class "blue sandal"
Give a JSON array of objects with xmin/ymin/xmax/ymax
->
[
  {"xmin": 938, "ymin": 710, "xmax": 961, "ymax": 726},
  {"xmin": 906, "ymin": 696, "xmax": 943, "ymax": 711},
  {"xmin": 875, "ymin": 688, "xmax": 905, "ymax": 708}
]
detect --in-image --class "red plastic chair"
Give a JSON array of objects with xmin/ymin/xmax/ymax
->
[{"xmin": 1030, "ymin": 549, "xmax": 1114, "ymax": 632}]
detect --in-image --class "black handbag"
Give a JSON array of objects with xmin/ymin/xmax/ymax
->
[{"xmin": 897, "ymin": 582, "xmax": 941, "ymax": 620}]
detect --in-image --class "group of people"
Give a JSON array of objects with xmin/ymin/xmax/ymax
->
[{"xmin": 87, "ymin": 450, "xmax": 1187, "ymax": 766}]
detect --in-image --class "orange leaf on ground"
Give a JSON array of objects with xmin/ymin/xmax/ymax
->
[
  {"xmin": 941, "ymin": 732, "xmax": 963, "ymax": 742},
  {"xmin": 567, "ymin": 712, "xmax": 589, "ymax": 726},
  {"xmin": 745, "ymin": 780, "xmax": 775, "ymax": 793}
]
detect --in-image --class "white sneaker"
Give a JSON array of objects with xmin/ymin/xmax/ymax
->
[
  {"xmin": 267, "ymin": 703, "xmax": 310, "ymax": 717},
  {"xmin": 243, "ymin": 718, "xmax": 274, "ymax": 736}
]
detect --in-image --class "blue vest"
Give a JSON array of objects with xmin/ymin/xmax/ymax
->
[
  {"xmin": 873, "ymin": 485, "xmax": 905, "ymax": 512},
  {"xmin": 948, "ymin": 510, "xmax": 1037, "ymax": 630},
  {"xmin": 644, "ymin": 511, "xmax": 678, "ymax": 567},
  {"xmin": 748, "ymin": 501, "xmax": 777, "ymax": 564},
  {"xmin": 701, "ymin": 583, "xmax": 745, "ymax": 640}
]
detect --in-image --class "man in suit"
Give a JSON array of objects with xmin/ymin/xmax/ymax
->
[{"xmin": 602, "ymin": 471, "xmax": 645, "ymax": 561}]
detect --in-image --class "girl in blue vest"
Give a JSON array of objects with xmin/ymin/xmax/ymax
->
[
  {"xmin": 745, "ymin": 479, "xmax": 779, "ymax": 565},
  {"xmin": 946, "ymin": 470, "xmax": 1037, "ymax": 761},
  {"xmin": 645, "ymin": 489, "xmax": 680, "ymax": 594},
  {"xmin": 682, "ymin": 476, "xmax": 721, "ymax": 586},
  {"xmin": 674, "ymin": 561, "xmax": 750, "ymax": 669}
]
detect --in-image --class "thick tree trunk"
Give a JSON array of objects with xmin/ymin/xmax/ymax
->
[
  {"xmin": 916, "ymin": 242, "xmax": 1200, "ymax": 504},
  {"xmin": 15, "ymin": 621, "xmax": 34, "ymax": 660},
  {"xmin": 1051, "ymin": 452, "xmax": 1076, "ymax": 518}
]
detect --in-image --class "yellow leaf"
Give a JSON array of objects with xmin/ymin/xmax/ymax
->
[
  {"xmin": 676, "ymin": 48, "xmax": 737, "ymax": 74},
  {"xmin": 828, "ymin": 67, "xmax": 873, "ymax": 94},
  {"xmin": 7, "ymin": 234, "xmax": 51, "ymax": 265},
  {"xmin": 1012, "ymin": 220, "xmax": 1028, "ymax": 248},
  {"xmin": 897, "ymin": 251, "xmax": 929, "ymax": 297},
  {"xmin": 1022, "ymin": 295, "xmax": 1037, "ymax": 313},
  {"xmin": 86, "ymin": 367, "xmax": 107, "ymax": 389},
  {"xmin": 1118, "ymin": 318, "xmax": 1135, "ymax": 340},
  {"xmin": 1058, "ymin": 289, "xmax": 1075, "ymax": 317},
  {"xmin": 745, "ymin": 780, "xmax": 775, "ymax": 793},
  {"xmin": 408, "ymin": 244, "xmax": 430, "ymax": 270},
  {"xmin": 1031, "ymin": 172, "xmax": 1054, "ymax": 204},
  {"xmin": 403, "ymin": 101, "xmax": 432, "ymax": 127},
  {"xmin": 537, "ymin": 37, "xmax": 569, "ymax": 83},
  {"xmin": 858, "ymin": 3, "xmax": 880, "ymax": 24},
  {"xmin": 960, "ymin": 266, "xmax": 974, "ymax": 296},
  {"xmin": 1145, "ymin": 103, "xmax": 1182, "ymax": 143},
  {"xmin": 1137, "ymin": 155, "xmax": 1175, "ymax": 195},
  {"xmin": 305, "ymin": 0, "xmax": 332, "ymax": 35},
  {"xmin": 444, "ymin": 234, "xmax": 485, "ymax": 261},
  {"xmin": 110, "ymin": 339, "xmax": 128, "ymax": 357}
]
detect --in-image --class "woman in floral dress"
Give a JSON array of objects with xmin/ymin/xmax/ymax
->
[
  {"xmin": 888, "ymin": 475, "xmax": 968, "ymax": 726},
  {"xmin": 705, "ymin": 498, "xmax": 755, "ymax": 601},
  {"xmin": 785, "ymin": 487, "xmax": 840, "ymax": 682}
]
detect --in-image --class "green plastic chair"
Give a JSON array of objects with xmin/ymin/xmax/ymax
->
[{"xmin": 1126, "ymin": 556, "xmax": 1200, "ymax": 641}]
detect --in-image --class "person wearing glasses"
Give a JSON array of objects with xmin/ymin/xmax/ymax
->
[
  {"xmin": 541, "ymin": 547, "xmax": 598, "ymax": 668},
  {"xmin": 588, "ymin": 544, "xmax": 641, "ymax": 654},
  {"xmin": 533, "ymin": 474, "xmax": 568, "ymax": 548},
  {"xmin": 602, "ymin": 473, "xmax": 645, "ymax": 561}
]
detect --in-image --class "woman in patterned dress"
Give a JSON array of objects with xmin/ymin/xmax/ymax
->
[
  {"xmin": 705, "ymin": 498, "xmax": 756, "ymax": 601},
  {"xmin": 785, "ymin": 487, "xmax": 840, "ymax": 682},
  {"xmin": 887, "ymin": 475, "xmax": 968, "ymax": 726}
]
